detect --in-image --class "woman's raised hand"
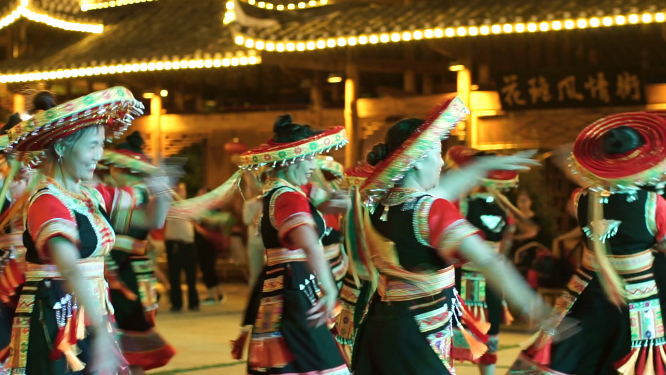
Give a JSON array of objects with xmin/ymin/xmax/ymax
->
[{"xmin": 476, "ymin": 150, "xmax": 541, "ymax": 172}]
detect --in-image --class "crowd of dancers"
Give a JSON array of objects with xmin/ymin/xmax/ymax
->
[{"xmin": 0, "ymin": 87, "xmax": 665, "ymax": 375}]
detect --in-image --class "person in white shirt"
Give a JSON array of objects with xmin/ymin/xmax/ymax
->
[{"xmin": 165, "ymin": 182, "xmax": 199, "ymax": 312}]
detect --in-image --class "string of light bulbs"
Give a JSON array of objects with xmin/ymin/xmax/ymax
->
[
  {"xmin": 80, "ymin": 0, "xmax": 164, "ymax": 12},
  {"xmin": 0, "ymin": 0, "xmax": 103, "ymax": 33},
  {"xmin": 0, "ymin": 55, "xmax": 262, "ymax": 83},
  {"xmin": 236, "ymin": 0, "xmax": 329, "ymax": 11},
  {"xmin": 231, "ymin": 11, "xmax": 666, "ymax": 52}
]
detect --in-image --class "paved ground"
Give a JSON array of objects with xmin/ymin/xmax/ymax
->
[{"xmin": 147, "ymin": 282, "xmax": 532, "ymax": 375}]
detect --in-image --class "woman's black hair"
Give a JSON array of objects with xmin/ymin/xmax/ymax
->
[
  {"xmin": 30, "ymin": 91, "xmax": 57, "ymax": 114},
  {"xmin": 115, "ymin": 131, "xmax": 145, "ymax": 154},
  {"xmin": 602, "ymin": 126, "xmax": 646, "ymax": 155},
  {"xmin": 366, "ymin": 118, "xmax": 424, "ymax": 166},
  {"xmin": 0, "ymin": 113, "xmax": 22, "ymax": 135},
  {"xmin": 273, "ymin": 114, "xmax": 321, "ymax": 143}
]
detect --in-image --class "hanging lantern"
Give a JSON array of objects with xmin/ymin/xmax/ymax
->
[{"xmin": 224, "ymin": 137, "xmax": 247, "ymax": 154}]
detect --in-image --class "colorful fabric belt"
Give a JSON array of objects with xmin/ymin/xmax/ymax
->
[
  {"xmin": 325, "ymin": 243, "xmax": 341, "ymax": 260},
  {"xmin": 378, "ymin": 265, "xmax": 455, "ymax": 302},
  {"xmin": 25, "ymin": 258, "xmax": 105, "ymax": 280},
  {"xmin": 265, "ymin": 247, "xmax": 308, "ymax": 266},
  {"xmin": 581, "ymin": 248, "xmax": 653, "ymax": 275},
  {"xmin": 113, "ymin": 235, "xmax": 148, "ymax": 255},
  {"xmin": 0, "ymin": 232, "xmax": 24, "ymax": 249},
  {"xmin": 24, "ymin": 258, "xmax": 112, "ymax": 317}
]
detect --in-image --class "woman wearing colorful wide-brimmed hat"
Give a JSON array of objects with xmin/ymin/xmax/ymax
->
[
  {"xmin": 3, "ymin": 87, "xmax": 175, "ymax": 375},
  {"xmin": 445, "ymin": 146, "xmax": 517, "ymax": 375},
  {"xmin": 349, "ymin": 97, "xmax": 547, "ymax": 375},
  {"xmin": 101, "ymin": 131, "xmax": 176, "ymax": 375},
  {"xmin": 232, "ymin": 114, "xmax": 350, "ymax": 375},
  {"xmin": 509, "ymin": 112, "xmax": 666, "ymax": 375}
]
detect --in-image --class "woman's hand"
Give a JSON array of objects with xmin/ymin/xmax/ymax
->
[
  {"xmin": 316, "ymin": 190, "xmax": 351, "ymax": 215},
  {"xmin": 90, "ymin": 326, "xmax": 122, "ymax": 375},
  {"xmin": 230, "ymin": 329, "xmax": 250, "ymax": 360},
  {"xmin": 306, "ymin": 291, "xmax": 338, "ymax": 328},
  {"xmin": 475, "ymin": 150, "xmax": 541, "ymax": 172}
]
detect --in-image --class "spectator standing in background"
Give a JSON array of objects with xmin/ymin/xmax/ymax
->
[
  {"xmin": 194, "ymin": 187, "xmax": 225, "ymax": 305},
  {"xmin": 165, "ymin": 182, "xmax": 199, "ymax": 312}
]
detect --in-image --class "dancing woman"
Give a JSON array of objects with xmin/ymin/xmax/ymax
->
[
  {"xmin": 101, "ymin": 132, "xmax": 176, "ymax": 374},
  {"xmin": 232, "ymin": 114, "xmax": 350, "ymax": 375},
  {"xmin": 509, "ymin": 113, "xmax": 666, "ymax": 375},
  {"xmin": 4, "ymin": 87, "xmax": 173, "ymax": 375},
  {"xmin": 445, "ymin": 146, "xmax": 517, "ymax": 374},
  {"xmin": 350, "ymin": 97, "xmax": 547, "ymax": 375}
]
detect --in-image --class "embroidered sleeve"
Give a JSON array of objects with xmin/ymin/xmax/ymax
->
[
  {"xmin": 271, "ymin": 190, "xmax": 316, "ymax": 249},
  {"xmin": 428, "ymin": 198, "xmax": 481, "ymax": 262},
  {"xmin": 27, "ymin": 194, "xmax": 79, "ymax": 260},
  {"xmin": 654, "ymin": 193, "xmax": 666, "ymax": 243},
  {"xmin": 94, "ymin": 184, "xmax": 137, "ymax": 233}
]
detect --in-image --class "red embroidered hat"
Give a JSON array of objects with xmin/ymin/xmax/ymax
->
[
  {"xmin": 361, "ymin": 96, "xmax": 469, "ymax": 203},
  {"xmin": 445, "ymin": 145, "xmax": 519, "ymax": 189},
  {"xmin": 571, "ymin": 111, "xmax": 666, "ymax": 190},
  {"xmin": 239, "ymin": 126, "xmax": 348, "ymax": 169},
  {"xmin": 344, "ymin": 164, "xmax": 374, "ymax": 188},
  {"xmin": 4, "ymin": 87, "xmax": 143, "ymax": 155}
]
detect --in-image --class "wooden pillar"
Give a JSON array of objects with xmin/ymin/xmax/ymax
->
[
  {"xmin": 344, "ymin": 52, "xmax": 360, "ymax": 168},
  {"xmin": 404, "ymin": 70, "xmax": 416, "ymax": 94},
  {"xmin": 404, "ymin": 44, "xmax": 416, "ymax": 94},
  {"xmin": 13, "ymin": 94, "xmax": 24, "ymax": 114},
  {"xmin": 311, "ymin": 70, "xmax": 324, "ymax": 127},
  {"xmin": 174, "ymin": 85, "xmax": 185, "ymax": 112},
  {"xmin": 150, "ymin": 95, "xmax": 163, "ymax": 162},
  {"xmin": 457, "ymin": 66, "xmax": 472, "ymax": 145},
  {"xmin": 422, "ymin": 74, "xmax": 434, "ymax": 95}
]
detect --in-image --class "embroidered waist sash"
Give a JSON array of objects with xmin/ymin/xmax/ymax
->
[
  {"xmin": 378, "ymin": 265, "xmax": 455, "ymax": 302},
  {"xmin": 113, "ymin": 235, "xmax": 148, "ymax": 255},
  {"xmin": 325, "ymin": 243, "xmax": 341, "ymax": 260},
  {"xmin": 581, "ymin": 248, "xmax": 654, "ymax": 275},
  {"xmin": 265, "ymin": 247, "xmax": 308, "ymax": 266},
  {"xmin": 25, "ymin": 258, "xmax": 112, "ymax": 316}
]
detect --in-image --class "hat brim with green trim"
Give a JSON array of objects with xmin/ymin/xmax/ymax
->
[
  {"xmin": 239, "ymin": 126, "xmax": 348, "ymax": 169},
  {"xmin": 5, "ymin": 87, "xmax": 143, "ymax": 156}
]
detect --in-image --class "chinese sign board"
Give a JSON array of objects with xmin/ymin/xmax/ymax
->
[{"xmin": 495, "ymin": 70, "xmax": 645, "ymax": 110}]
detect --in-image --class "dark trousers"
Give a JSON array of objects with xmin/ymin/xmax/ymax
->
[
  {"xmin": 195, "ymin": 231, "xmax": 220, "ymax": 289},
  {"xmin": 166, "ymin": 240, "xmax": 199, "ymax": 310}
]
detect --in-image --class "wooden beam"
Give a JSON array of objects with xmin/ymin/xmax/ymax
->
[
  {"xmin": 344, "ymin": 50, "xmax": 360, "ymax": 168},
  {"xmin": 150, "ymin": 95, "xmax": 163, "ymax": 162},
  {"xmin": 262, "ymin": 53, "xmax": 447, "ymax": 74},
  {"xmin": 310, "ymin": 70, "xmax": 324, "ymax": 127}
]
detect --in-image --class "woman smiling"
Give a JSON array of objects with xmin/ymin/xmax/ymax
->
[{"xmin": 4, "ymin": 87, "xmax": 174, "ymax": 375}]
